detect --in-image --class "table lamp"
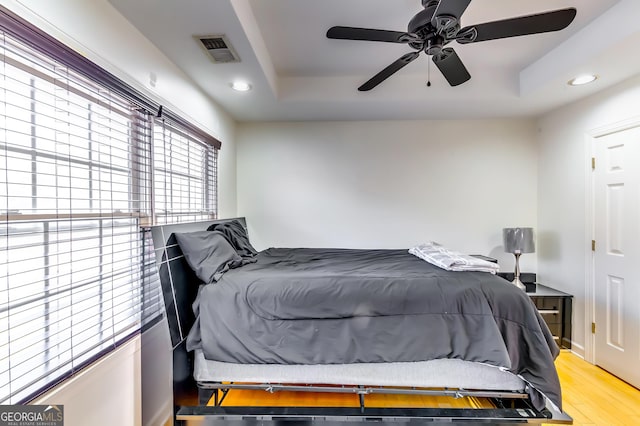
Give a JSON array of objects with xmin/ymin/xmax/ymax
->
[{"xmin": 503, "ymin": 227, "xmax": 535, "ymax": 291}]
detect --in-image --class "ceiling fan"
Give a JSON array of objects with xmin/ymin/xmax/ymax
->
[{"xmin": 326, "ymin": 0, "xmax": 577, "ymax": 91}]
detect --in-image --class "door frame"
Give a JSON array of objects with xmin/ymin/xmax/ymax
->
[{"xmin": 584, "ymin": 115, "xmax": 640, "ymax": 364}]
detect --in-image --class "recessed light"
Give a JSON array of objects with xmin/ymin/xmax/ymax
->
[
  {"xmin": 230, "ymin": 81, "xmax": 252, "ymax": 92},
  {"xmin": 568, "ymin": 74, "xmax": 598, "ymax": 86}
]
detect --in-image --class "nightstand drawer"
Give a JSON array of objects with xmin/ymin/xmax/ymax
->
[
  {"xmin": 527, "ymin": 284, "xmax": 573, "ymax": 350},
  {"xmin": 539, "ymin": 310, "xmax": 561, "ymax": 325},
  {"xmin": 531, "ymin": 297, "xmax": 561, "ymax": 311},
  {"xmin": 545, "ymin": 323, "xmax": 562, "ymax": 339}
]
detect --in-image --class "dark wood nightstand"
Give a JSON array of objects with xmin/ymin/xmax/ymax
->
[{"xmin": 527, "ymin": 284, "xmax": 573, "ymax": 349}]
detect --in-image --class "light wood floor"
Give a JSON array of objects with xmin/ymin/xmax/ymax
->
[
  {"xmin": 547, "ymin": 351, "xmax": 640, "ymax": 426},
  {"xmin": 218, "ymin": 386, "xmax": 494, "ymax": 409},
  {"xmin": 204, "ymin": 351, "xmax": 640, "ymax": 424}
]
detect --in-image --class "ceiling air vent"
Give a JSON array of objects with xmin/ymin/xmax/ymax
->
[{"xmin": 196, "ymin": 35, "xmax": 240, "ymax": 63}]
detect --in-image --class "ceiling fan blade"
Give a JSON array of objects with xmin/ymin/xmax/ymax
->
[
  {"xmin": 432, "ymin": 0, "xmax": 472, "ymax": 23},
  {"xmin": 358, "ymin": 52, "xmax": 420, "ymax": 91},
  {"xmin": 327, "ymin": 26, "xmax": 418, "ymax": 43},
  {"xmin": 456, "ymin": 8, "xmax": 577, "ymax": 44},
  {"xmin": 432, "ymin": 48, "xmax": 470, "ymax": 86}
]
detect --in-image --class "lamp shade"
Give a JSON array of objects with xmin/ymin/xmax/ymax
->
[{"xmin": 503, "ymin": 227, "xmax": 535, "ymax": 254}]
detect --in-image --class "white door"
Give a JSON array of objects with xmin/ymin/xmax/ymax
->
[{"xmin": 593, "ymin": 126, "xmax": 640, "ymax": 388}]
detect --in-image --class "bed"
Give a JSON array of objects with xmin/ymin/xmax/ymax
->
[{"xmin": 150, "ymin": 218, "xmax": 572, "ymax": 424}]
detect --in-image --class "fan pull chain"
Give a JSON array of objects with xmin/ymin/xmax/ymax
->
[{"xmin": 426, "ymin": 60, "xmax": 432, "ymax": 87}]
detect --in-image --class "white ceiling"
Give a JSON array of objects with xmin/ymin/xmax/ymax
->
[{"xmin": 108, "ymin": 0, "xmax": 640, "ymax": 122}]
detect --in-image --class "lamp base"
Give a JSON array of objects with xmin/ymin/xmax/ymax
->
[{"xmin": 512, "ymin": 276, "xmax": 526, "ymax": 291}]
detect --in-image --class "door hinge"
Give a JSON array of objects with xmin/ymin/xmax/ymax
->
[
  {"xmin": 592, "ymin": 240, "xmax": 596, "ymax": 251},
  {"xmin": 592, "ymin": 322, "xmax": 596, "ymax": 334},
  {"xmin": 592, "ymin": 157, "xmax": 596, "ymax": 170}
]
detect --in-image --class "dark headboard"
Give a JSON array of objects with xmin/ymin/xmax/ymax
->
[{"xmin": 150, "ymin": 217, "xmax": 248, "ymax": 348}]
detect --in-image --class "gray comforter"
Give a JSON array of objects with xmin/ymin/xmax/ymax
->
[{"xmin": 186, "ymin": 247, "xmax": 561, "ymax": 410}]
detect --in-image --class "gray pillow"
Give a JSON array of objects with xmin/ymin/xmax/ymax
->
[
  {"xmin": 174, "ymin": 231, "xmax": 243, "ymax": 284},
  {"xmin": 206, "ymin": 220, "xmax": 257, "ymax": 259}
]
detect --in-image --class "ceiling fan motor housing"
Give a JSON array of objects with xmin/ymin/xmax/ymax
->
[
  {"xmin": 421, "ymin": 0, "xmax": 440, "ymax": 8},
  {"xmin": 408, "ymin": 1, "xmax": 460, "ymax": 52},
  {"xmin": 408, "ymin": 5, "xmax": 436, "ymax": 34}
]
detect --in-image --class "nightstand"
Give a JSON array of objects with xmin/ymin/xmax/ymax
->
[{"xmin": 527, "ymin": 284, "xmax": 572, "ymax": 349}]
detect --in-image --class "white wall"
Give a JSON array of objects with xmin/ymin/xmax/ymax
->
[
  {"xmin": 237, "ymin": 119, "xmax": 539, "ymax": 271},
  {"xmin": 140, "ymin": 321, "xmax": 173, "ymax": 426},
  {"xmin": 33, "ymin": 337, "xmax": 142, "ymax": 426},
  {"xmin": 537, "ymin": 74, "xmax": 640, "ymax": 358}
]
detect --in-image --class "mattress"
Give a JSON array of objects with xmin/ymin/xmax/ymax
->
[
  {"xmin": 193, "ymin": 349, "xmax": 525, "ymax": 391},
  {"xmin": 186, "ymin": 247, "xmax": 561, "ymax": 410}
]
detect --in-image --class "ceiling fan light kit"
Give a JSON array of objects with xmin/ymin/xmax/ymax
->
[{"xmin": 326, "ymin": 0, "xmax": 577, "ymax": 91}]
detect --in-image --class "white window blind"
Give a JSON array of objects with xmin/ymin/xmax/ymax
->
[
  {"xmin": 153, "ymin": 119, "xmax": 217, "ymax": 224},
  {"xmin": 0, "ymin": 32, "xmax": 149, "ymax": 404},
  {"xmin": 0, "ymin": 6, "xmax": 220, "ymax": 404}
]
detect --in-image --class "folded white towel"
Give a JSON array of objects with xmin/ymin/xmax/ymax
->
[{"xmin": 409, "ymin": 242, "xmax": 499, "ymax": 274}]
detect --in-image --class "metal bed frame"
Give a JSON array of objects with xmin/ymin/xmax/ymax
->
[{"xmin": 150, "ymin": 218, "xmax": 572, "ymax": 424}]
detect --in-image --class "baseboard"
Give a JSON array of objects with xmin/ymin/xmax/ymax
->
[
  {"xmin": 145, "ymin": 399, "xmax": 172, "ymax": 426},
  {"xmin": 569, "ymin": 341, "xmax": 585, "ymax": 360}
]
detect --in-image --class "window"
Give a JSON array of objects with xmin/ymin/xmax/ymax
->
[
  {"xmin": 0, "ymin": 7, "xmax": 220, "ymax": 404},
  {"xmin": 0, "ymin": 31, "xmax": 147, "ymax": 404},
  {"xmin": 153, "ymin": 119, "xmax": 217, "ymax": 224}
]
